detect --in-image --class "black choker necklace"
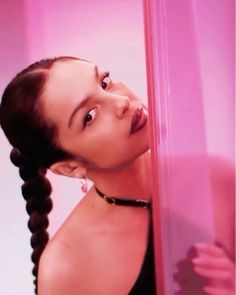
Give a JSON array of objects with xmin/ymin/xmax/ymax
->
[{"xmin": 94, "ymin": 186, "xmax": 150, "ymax": 208}]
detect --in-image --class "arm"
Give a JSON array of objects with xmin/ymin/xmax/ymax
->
[
  {"xmin": 38, "ymin": 241, "xmax": 77, "ymax": 295},
  {"xmin": 193, "ymin": 156, "xmax": 235, "ymax": 294},
  {"xmin": 193, "ymin": 243, "xmax": 235, "ymax": 295},
  {"xmin": 38, "ymin": 237, "xmax": 105, "ymax": 295},
  {"xmin": 209, "ymin": 156, "xmax": 235, "ymax": 259}
]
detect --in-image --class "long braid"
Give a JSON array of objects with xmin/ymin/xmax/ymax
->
[
  {"xmin": 10, "ymin": 148, "xmax": 52, "ymax": 294},
  {"xmin": 0, "ymin": 56, "xmax": 83, "ymax": 293}
]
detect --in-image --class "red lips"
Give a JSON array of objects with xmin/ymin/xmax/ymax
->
[{"xmin": 130, "ymin": 107, "xmax": 148, "ymax": 134}]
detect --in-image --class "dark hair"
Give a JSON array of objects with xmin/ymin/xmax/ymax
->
[{"xmin": 0, "ymin": 56, "xmax": 78, "ymax": 294}]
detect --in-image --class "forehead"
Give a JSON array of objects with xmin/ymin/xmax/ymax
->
[
  {"xmin": 42, "ymin": 60, "xmax": 95, "ymax": 126},
  {"xmin": 45, "ymin": 59, "xmax": 95, "ymax": 101}
]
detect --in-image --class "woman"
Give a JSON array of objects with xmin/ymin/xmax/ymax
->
[
  {"xmin": 0, "ymin": 56, "xmax": 234, "ymax": 295},
  {"xmin": 0, "ymin": 56, "xmax": 155, "ymax": 295}
]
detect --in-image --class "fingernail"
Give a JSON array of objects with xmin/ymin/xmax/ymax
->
[
  {"xmin": 195, "ymin": 243, "xmax": 205, "ymax": 248},
  {"xmin": 192, "ymin": 257, "xmax": 204, "ymax": 265},
  {"xmin": 194, "ymin": 243, "xmax": 206, "ymax": 251}
]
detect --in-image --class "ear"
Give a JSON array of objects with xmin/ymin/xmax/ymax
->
[{"xmin": 50, "ymin": 160, "xmax": 86, "ymax": 179}]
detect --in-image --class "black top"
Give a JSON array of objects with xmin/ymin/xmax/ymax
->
[
  {"xmin": 128, "ymin": 215, "xmax": 156, "ymax": 295},
  {"xmin": 94, "ymin": 187, "xmax": 156, "ymax": 294}
]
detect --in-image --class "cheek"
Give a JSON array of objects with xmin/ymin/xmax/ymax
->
[
  {"xmin": 84, "ymin": 129, "xmax": 126, "ymax": 157},
  {"xmin": 79, "ymin": 131, "xmax": 129, "ymax": 167},
  {"xmin": 74, "ymin": 135, "xmax": 149, "ymax": 169},
  {"xmin": 87, "ymin": 117, "xmax": 125, "ymax": 143}
]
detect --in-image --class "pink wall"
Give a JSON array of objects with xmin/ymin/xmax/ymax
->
[
  {"xmin": 23, "ymin": 0, "xmax": 147, "ymax": 100},
  {"xmin": 0, "ymin": 1, "xmax": 33, "ymax": 294},
  {"xmin": 0, "ymin": 1, "xmax": 28, "ymax": 89}
]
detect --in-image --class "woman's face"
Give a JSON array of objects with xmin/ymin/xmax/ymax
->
[{"xmin": 42, "ymin": 59, "xmax": 149, "ymax": 169}]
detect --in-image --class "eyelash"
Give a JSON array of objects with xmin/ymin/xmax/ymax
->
[
  {"xmin": 83, "ymin": 107, "xmax": 97, "ymax": 128},
  {"xmin": 82, "ymin": 71, "xmax": 111, "ymax": 128},
  {"xmin": 101, "ymin": 71, "xmax": 111, "ymax": 89}
]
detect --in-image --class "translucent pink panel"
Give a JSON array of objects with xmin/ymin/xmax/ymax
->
[{"xmin": 143, "ymin": 0, "xmax": 234, "ymax": 293}]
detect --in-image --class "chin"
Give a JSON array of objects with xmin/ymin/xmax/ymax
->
[
  {"xmin": 140, "ymin": 144, "xmax": 150, "ymax": 156},
  {"xmin": 132, "ymin": 142, "xmax": 150, "ymax": 161}
]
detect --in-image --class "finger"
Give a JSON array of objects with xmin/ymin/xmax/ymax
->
[
  {"xmin": 203, "ymin": 286, "xmax": 234, "ymax": 295},
  {"xmin": 195, "ymin": 244, "xmax": 226, "ymax": 258},
  {"xmin": 192, "ymin": 256, "xmax": 234, "ymax": 271},
  {"xmin": 193, "ymin": 266, "xmax": 233, "ymax": 280}
]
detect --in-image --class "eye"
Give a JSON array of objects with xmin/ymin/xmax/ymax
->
[
  {"xmin": 83, "ymin": 108, "xmax": 97, "ymax": 127},
  {"xmin": 101, "ymin": 72, "xmax": 111, "ymax": 89}
]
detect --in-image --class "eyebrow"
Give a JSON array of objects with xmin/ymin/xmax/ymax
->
[{"xmin": 68, "ymin": 65, "xmax": 99, "ymax": 128}]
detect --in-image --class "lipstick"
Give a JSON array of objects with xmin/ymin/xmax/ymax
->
[{"xmin": 130, "ymin": 107, "xmax": 148, "ymax": 134}]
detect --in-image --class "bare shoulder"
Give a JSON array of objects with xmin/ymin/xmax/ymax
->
[
  {"xmin": 166, "ymin": 154, "xmax": 234, "ymax": 257},
  {"xmin": 207, "ymin": 155, "xmax": 235, "ymax": 259},
  {"xmin": 207, "ymin": 155, "xmax": 235, "ymax": 223},
  {"xmin": 208, "ymin": 154, "xmax": 235, "ymax": 192},
  {"xmin": 167, "ymin": 153, "xmax": 235, "ymax": 191},
  {"xmin": 38, "ymin": 237, "xmax": 77, "ymax": 295},
  {"xmin": 168, "ymin": 153, "xmax": 235, "ymax": 203},
  {"xmin": 37, "ymin": 191, "xmax": 108, "ymax": 295},
  {"xmin": 37, "ymin": 199, "xmax": 92, "ymax": 295}
]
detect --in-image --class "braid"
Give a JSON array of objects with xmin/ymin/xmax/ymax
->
[
  {"xmin": 10, "ymin": 148, "xmax": 52, "ymax": 294},
  {"xmin": 0, "ymin": 56, "xmax": 85, "ymax": 293}
]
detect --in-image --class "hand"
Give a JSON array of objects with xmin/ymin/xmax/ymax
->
[{"xmin": 193, "ymin": 243, "xmax": 235, "ymax": 295}]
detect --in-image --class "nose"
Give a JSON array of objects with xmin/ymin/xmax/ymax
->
[{"xmin": 115, "ymin": 96, "xmax": 130, "ymax": 119}]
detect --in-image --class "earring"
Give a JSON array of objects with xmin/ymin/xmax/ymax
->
[{"xmin": 80, "ymin": 177, "xmax": 88, "ymax": 193}]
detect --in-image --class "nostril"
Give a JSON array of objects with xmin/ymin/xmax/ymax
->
[
  {"xmin": 123, "ymin": 97, "xmax": 130, "ymax": 112},
  {"xmin": 117, "ymin": 97, "xmax": 130, "ymax": 118}
]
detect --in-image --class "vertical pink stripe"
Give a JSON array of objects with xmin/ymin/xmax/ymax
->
[
  {"xmin": 143, "ymin": 0, "xmax": 165, "ymax": 294},
  {"xmin": 142, "ymin": 0, "xmax": 234, "ymax": 293}
]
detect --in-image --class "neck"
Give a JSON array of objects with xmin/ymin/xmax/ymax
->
[{"xmin": 87, "ymin": 151, "xmax": 152, "ymax": 201}]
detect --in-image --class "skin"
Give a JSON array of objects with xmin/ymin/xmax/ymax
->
[{"xmin": 38, "ymin": 59, "xmax": 234, "ymax": 294}]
